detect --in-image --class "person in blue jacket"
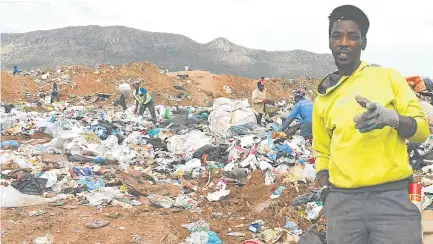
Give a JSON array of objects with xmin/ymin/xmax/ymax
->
[
  {"xmin": 13, "ymin": 66, "xmax": 19, "ymax": 75},
  {"xmin": 282, "ymin": 91, "xmax": 313, "ymax": 138}
]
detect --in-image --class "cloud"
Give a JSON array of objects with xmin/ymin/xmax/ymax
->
[{"xmin": 1, "ymin": 0, "xmax": 432, "ymax": 76}]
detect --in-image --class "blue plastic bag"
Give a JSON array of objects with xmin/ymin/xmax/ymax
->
[
  {"xmin": 207, "ymin": 231, "xmax": 222, "ymax": 244},
  {"xmin": 78, "ymin": 176, "xmax": 105, "ymax": 191},
  {"xmin": 1, "ymin": 140, "xmax": 20, "ymax": 149},
  {"xmin": 275, "ymin": 144, "xmax": 292, "ymax": 154}
]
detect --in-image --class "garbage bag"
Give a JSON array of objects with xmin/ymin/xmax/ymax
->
[
  {"xmin": 0, "ymin": 186, "xmax": 56, "ymax": 208},
  {"xmin": 167, "ymin": 130, "xmax": 212, "ymax": 153},
  {"xmin": 209, "ymin": 98, "xmax": 256, "ymax": 135},
  {"xmin": 291, "ymin": 191, "xmax": 321, "ymax": 206},
  {"xmin": 193, "ymin": 144, "xmax": 222, "ymax": 161},
  {"xmin": 11, "ymin": 174, "xmax": 50, "ymax": 195},
  {"xmin": 298, "ymin": 228, "xmax": 325, "ymax": 244}
]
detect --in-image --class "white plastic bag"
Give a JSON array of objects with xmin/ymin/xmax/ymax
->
[
  {"xmin": 239, "ymin": 154, "xmax": 258, "ymax": 169},
  {"xmin": 119, "ymin": 83, "xmax": 132, "ymax": 98},
  {"xmin": 0, "ymin": 186, "xmax": 55, "ymax": 208},
  {"xmin": 302, "ymin": 164, "xmax": 316, "ymax": 182},
  {"xmin": 40, "ymin": 171, "xmax": 58, "ymax": 188},
  {"xmin": 208, "ymin": 98, "xmax": 256, "ymax": 135}
]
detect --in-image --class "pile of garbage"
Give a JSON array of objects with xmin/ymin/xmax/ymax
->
[{"xmin": 0, "ymin": 96, "xmax": 329, "ymax": 243}]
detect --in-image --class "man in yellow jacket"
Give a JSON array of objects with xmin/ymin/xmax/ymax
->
[{"xmin": 313, "ymin": 5, "xmax": 429, "ymax": 244}]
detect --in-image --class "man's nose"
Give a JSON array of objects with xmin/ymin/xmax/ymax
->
[{"xmin": 339, "ymin": 36, "xmax": 349, "ymax": 47}]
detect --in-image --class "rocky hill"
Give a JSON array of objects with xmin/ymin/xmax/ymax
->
[{"xmin": 1, "ymin": 25, "xmax": 336, "ymax": 78}]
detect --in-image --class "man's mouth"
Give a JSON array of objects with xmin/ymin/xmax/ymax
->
[{"xmin": 337, "ymin": 50, "xmax": 351, "ymax": 59}]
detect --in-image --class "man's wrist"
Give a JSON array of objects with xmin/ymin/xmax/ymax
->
[
  {"xmin": 321, "ymin": 185, "xmax": 330, "ymax": 190},
  {"xmin": 388, "ymin": 109, "xmax": 400, "ymax": 128}
]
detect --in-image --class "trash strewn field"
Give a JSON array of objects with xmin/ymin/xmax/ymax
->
[{"xmin": 2, "ymin": 63, "xmax": 433, "ymax": 244}]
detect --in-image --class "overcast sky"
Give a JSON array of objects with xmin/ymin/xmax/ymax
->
[{"xmin": 1, "ymin": 0, "xmax": 432, "ymax": 77}]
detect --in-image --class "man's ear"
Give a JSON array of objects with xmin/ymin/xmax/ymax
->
[{"xmin": 361, "ymin": 37, "xmax": 367, "ymax": 50}]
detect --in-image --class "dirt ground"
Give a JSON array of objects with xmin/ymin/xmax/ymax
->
[
  {"xmin": 1, "ymin": 62, "xmax": 320, "ymax": 107},
  {"xmin": 0, "ymin": 170, "xmax": 316, "ymax": 244}
]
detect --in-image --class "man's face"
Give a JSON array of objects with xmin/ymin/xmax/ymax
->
[
  {"xmin": 258, "ymin": 84, "xmax": 264, "ymax": 91},
  {"xmin": 133, "ymin": 83, "xmax": 139, "ymax": 89},
  {"xmin": 329, "ymin": 20, "xmax": 366, "ymax": 68}
]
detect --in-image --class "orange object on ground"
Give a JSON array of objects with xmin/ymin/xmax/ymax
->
[{"xmin": 406, "ymin": 76, "xmax": 426, "ymax": 93}]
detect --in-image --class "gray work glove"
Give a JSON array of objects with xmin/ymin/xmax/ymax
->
[
  {"xmin": 353, "ymin": 96, "xmax": 399, "ymax": 133},
  {"xmin": 320, "ymin": 186, "xmax": 330, "ymax": 204}
]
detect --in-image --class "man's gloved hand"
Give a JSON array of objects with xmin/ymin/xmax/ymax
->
[
  {"xmin": 320, "ymin": 186, "xmax": 330, "ymax": 204},
  {"xmin": 353, "ymin": 95, "xmax": 399, "ymax": 133}
]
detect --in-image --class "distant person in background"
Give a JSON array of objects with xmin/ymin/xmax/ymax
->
[
  {"xmin": 13, "ymin": 66, "xmax": 19, "ymax": 75},
  {"xmin": 133, "ymin": 81, "xmax": 157, "ymax": 124},
  {"xmin": 282, "ymin": 91, "xmax": 313, "ymax": 138},
  {"xmin": 252, "ymin": 82, "xmax": 271, "ymax": 125},
  {"xmin": 115, "ymin": 85, "xmax": 128, "ymax": 111},
  {"xmin": 23, "ymin": 84, "xmax": 30, "ymax": 98},
  {"xmin": 51, "ymin": 82, "xmax": 59, "ymax": 103}
]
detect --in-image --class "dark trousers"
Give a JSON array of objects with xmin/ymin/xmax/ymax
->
[
  {"xmin": 139, "ymin": 100, "xmax": 157, "ymax": 123},
  {"xmin": 325, "ymin": 189, "xmax": 421, "ymax": 244},
  {"xmin": 118, "ymin": 94, "xmax": 127, "ymax": 110},
  {"xmin": 256, "ymin": 113, "xmax": 263, "ymax": 125},
  {"xmin": 51, "ymin": 92, "xmax": 59, "ymax": 103}
]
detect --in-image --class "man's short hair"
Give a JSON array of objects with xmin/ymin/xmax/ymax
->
[{"xmin": 328, "ymin": 5, "xmax": 370, "ymax": 38}]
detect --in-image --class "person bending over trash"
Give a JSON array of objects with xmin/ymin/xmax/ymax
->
[
  {"xmin": 252, "ymin": 82, "xmax": 272, "ymax": 125},
  {"xmin": 132, "ymin": 81, "xmax": 157, "ymax": 124},
  {"xmin": 313, "ymin": 5, "xmax": 428, "ymax": 244},
  {"xmin": 281, "ymin": 91, "xmax": 313, "ymax": 138}
]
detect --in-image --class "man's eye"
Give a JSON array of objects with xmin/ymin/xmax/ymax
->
[{"xmin": 349, "ymin": 35, "xmax": 359, "ymax": 40}]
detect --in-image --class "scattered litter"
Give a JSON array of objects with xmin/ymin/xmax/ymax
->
[
  {"xmin": 33, "ymin": 233, "xmax": 54, "ymax": 244},
  {"xmin": 28, "ymin": 209, "xmax": 46, "ymax": 217},
  {"xmin": 85, "ymin": 220, "xmax": 110, "ymax": 229}
]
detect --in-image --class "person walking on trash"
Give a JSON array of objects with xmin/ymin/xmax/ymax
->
[
  {"xmin": 132, "ymin": 81, "xmax": 157, "ymax": 124},
  {"xmin": 281, "ymin": 91, "xmax": 313, "ymax": 139},
  {"xmin": 51, "ymin": 82, "xmax": 59, "ymax": 103},
  {"xmin": 252, "ymin": 81, "xmax": 272, "ymax": 125},
  {"xmin": 313, "ymin": 5, "xmax": 428, "ymax": 244}
]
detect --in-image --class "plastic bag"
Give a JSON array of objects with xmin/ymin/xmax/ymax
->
[
  {"xmin": 119, "ymin": 83, "xmax": 132, "ymax": 98},
  {"xmin": 33, "ymin": 233, "xmax": 54, "ymax": 244},
  {"xmin": 147, "ymin": 194, "xmax": 174, "ymax": 208},
  {"xmin": 39, "ymin": 171, "xmax": 58, "ymax": 188},
  {"xmin": 306, "ymin": 202, "xmax": 323, "ymax": 220},
  {"xmin": 0, "ymin": 185, "xmax": 56, "ymax": 208},
  {"xmin": 302, "ymin": 164, "xmax": 316, "ymax": 182},
  {"xmin": 1, "ymin": 140, "xmax": 20, "ymax": 149},
  {"xmin": 77, "ymin": 176, "xmax": 105, "ymax": 191}
]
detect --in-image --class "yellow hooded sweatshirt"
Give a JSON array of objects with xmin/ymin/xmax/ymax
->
[{"xmin": 313, "ymin": 61, "xmax": 429, "ymax": 189}]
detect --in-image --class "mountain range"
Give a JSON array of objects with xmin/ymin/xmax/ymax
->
[{"xmin": 1, "ymin": 25, "xmax": 336, "ymax": 78}]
